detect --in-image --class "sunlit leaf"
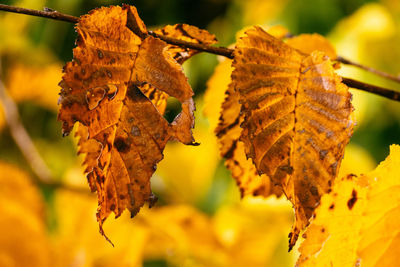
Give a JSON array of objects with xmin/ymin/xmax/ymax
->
[
  {"xmin": 232, "ymin": 26, "xmax": 354, "ymax": 249},
  {"xmin": 57, "ymin": 5, "xmax": 214, "ymax": 236},
  {"xmin": 0, "ymin": 162, "xmax": 51, "ymax": 267},
  {"xmin": 298, "ymin": 144, "xmax": 400, "ymax": 266}
]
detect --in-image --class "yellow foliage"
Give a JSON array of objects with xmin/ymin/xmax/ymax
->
[
  {"xmin": 338, "ymin": 143, "xmax": 376, "ymax": 178},
  {"xmin": 6, "ymin": 63, "xmax": 63, "ymax": 111},
  {"xmin": 157, "ymin": 102, "xmax": 220, "ymax": 204},
  {"xmin": 212, "ymin": 197, "xmax": 295, "ymax": 267},
  {"xmin": 51, "ymin": 187, "xmax": 295, "ymax": 267},
  {"xmin": 0, "ymin": 162, "xmax": 51, "ymax": 267},
  {"xmin": 237, "ymin": 0, "xmax": 289, "ymax": 27},
  {"xmin": 52, "ymin": 190, "xmax": 148, "ymax": 267},
  {"xmin": 0, "ymin": 104, "xmax": 4, "ymax": 131},
  {"xmin": 203, "ymin": 58, "xmax": 233, "ymax": 132},
  {"xmin": 298, "ymin": 144, "xmax": 400, "ymax": 266},
  {"xmin": 286, "ymin": 34, "xmax": 337, "ymax": 59}
]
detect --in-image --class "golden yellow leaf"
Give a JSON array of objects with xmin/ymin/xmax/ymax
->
[
  {"xmin": 156, "ymin": 102, "xmax": 220, "ymax": 205},
  {"xmin": 0, "ymin": 162, "xmax": 51, "ymax": 267},
  {"xmin": 286, "ymin": 34, "xmax": 337, "ymax": 59},
  {"xmin": 0, "ymin": 104, "xmax": 4, "ymax": 131},
  {"xmin": 52, "ymin": 189, "xmax": 148, "ymax": 267},
  {"xmin": 298, "ymin": 144, "xmax": 400, "ymax": 266},
  {"xmin": 232, "ymin": 26, "xmax": 354, "ymax": 249},
  {"xmin": 6, "ymin": 63, "xmax": 62, "ymax": 111},
  {"xmin": 203, "ymin": 58, "xmax": 233, "ymax": 131}
]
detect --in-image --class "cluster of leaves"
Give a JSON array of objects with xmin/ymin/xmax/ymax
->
[
  {"xmin": 1, "ymin": 1, "xmax": 400, "ymax": 266},
  {"xmin": 57, "ymin": 3, "xmax": 372, "ymax": 253}
]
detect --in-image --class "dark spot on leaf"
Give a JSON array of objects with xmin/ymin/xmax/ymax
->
[
  {"xmin": 97, "ymin": 49, "xmax": 104, "ymax": 59},
  {"xmin": 347, "ymin": 189, "xmax": 357, "ymax": 210},
  {"xmin": 319, "ymin": 150, "xmax": 328, "ymax": 160},
  {"xmin": 329, "ymin": 204, "xmax": 335, "ymax": 210},
  {"xmin": 127, "ymin": 83, "xmax": 147, "ymax": 101},
  {"xmin": 310, "ymin": 186, "xmax": 318, "ymax": 196},
  {"xmin": 110, "ymin": 204, "xmax": 116, "ymax": 211},
  {"xmin": 114, "ymin": 137, "xmax": 130, "ymax": 153}
]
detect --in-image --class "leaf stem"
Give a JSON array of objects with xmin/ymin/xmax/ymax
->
[{"xmin": 0, "ymin": 4, "xmax": 399, "ymax": 102}]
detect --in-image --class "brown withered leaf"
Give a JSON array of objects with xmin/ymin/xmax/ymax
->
[
  {"xmin": 216, "ymin": 82, "xmax": 282, "ymax": 198},
  {"xmin": 205, "ymin": 57, "xmax": 281, "ymax": 198},
  {"xmin": 206, "ymin": 27, "xmax": 291, "ymax": 199},
  {"xmin": 58, "ymin": 5, "xmax": 204, "ymax": 238},
  {"xmin": 232, "ymin": 26, "xmax": 354, "ymax": 249},
  {"xmin": 154, "ymin": 24, "xmax": 217, "ymax": 64}
]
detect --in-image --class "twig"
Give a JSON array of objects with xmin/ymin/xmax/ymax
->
[
  {"xmin": 342, "ymin": 77, "xmax": 400, "ymax": 101},
  {"xmin": 0, "ymin": 4, "xmax": 399, "ymax": 102},
  {"xmin": 0, "ymin": 75, "xmax": 89, "ymax": 194},
  {"xmin": 148, "ymin": 31, "xmax": 234, "ymax": 58},
  {"xmin": 0, "ymin": 4, "xmax": 78, "ymax": 23},
  {"xmin": 337, "ymin": 56, "xmax": 400, "ymax": 84}
]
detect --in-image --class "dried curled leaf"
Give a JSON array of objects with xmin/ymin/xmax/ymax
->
[
  {"xmin": 205, "ymin": 58, "xmax": 281, "ymax": 198},
  {"xmin": 216, "ymin": 83, "xmax": 282, "ymax": 198},
  {"xmin": 154, "ymin": 24, "xmax": 217, "ymax": 64},
  {"xmin": 206, "ymin": 26, "xmax": 294, "ymax": 199},
  {"xmin": 298, "ymin": 145, "xmax": 400, "ymax": 267},
  {"xmin": 232, "ymin": 26, "xmax": 354, "ymax": 249},
  {"xmin": 58, "ymin": 5, "xmax": 205, "ymax": 236}
]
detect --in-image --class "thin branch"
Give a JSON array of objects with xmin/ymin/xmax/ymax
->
[
  {"xmin": 0, "ymin": 4, "xmax": 400, "ymax": 102},
  {"xmin": 0, "ymin": 75, "xmax": 89, "ymax": 194},
  {"xmin": 0, "ymin": 4, "xmax": 78, "ymax": 23},
  {"xmin": 148, "ymin": 31, "xmax": 234, "ymax": 58},
  {"xmin": 342, "ymin": 77, "xmax": 400, "ymax": 101},
  {"xmin": 337, "ymin": 56, "xmax": 400, "ymax": 84}
]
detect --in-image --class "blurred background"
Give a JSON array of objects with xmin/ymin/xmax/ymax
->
[{"xmin": 0, "ymin": 0, "xmax": 399, "ymax": 266}]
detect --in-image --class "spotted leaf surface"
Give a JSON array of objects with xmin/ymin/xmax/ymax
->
[
  {"xmin": 154, "ymin": 24, "xmax": 217, "ymax": 64},
  {"xmin": 232, "ymin": 26, "xmax": 354, "ymax": 249},
  {"xmin": 58, "ymin": 5, "xmax": 202, "ymax": 237},
  {"xmin": 298, "ymin": 145, "xmax": 400, "ymax": 267}
]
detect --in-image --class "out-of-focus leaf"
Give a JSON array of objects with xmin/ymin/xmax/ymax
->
[
  {"xmin": 6, "ymin": 63, "xmax": 62, "ymax": 111},
  {"xmin": 286, "ymin": 33, "xmax": 336, "ymax": 59},
  {"xmin": 338, "ymin": 143, "xmax": 376, "ymax": 179},
  {"xmin": 203, "ymin": 58, "xmax": 233, "ymax": 132},
  {"xmin": 0, "ymin": 162, "xmax": 51, "ymax": 267},
  {"xmin": 156, "ymin": 102, "xmax": 219, "ymax": 205},
  {"xmin": 212, "ymin": 197, "xmax": 295, "ymax": 267},
  {"xmin": 298, "ymin": 144, "xmax": 400, "ymax": 266},
  {"xmin": 52, "ymin": 189, "xmax": 148, "ymax": 267}
]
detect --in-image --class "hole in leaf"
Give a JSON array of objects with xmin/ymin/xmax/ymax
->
[{"xmin": 163, "ymin": 96, "xmax": 182, "ymax": 123}]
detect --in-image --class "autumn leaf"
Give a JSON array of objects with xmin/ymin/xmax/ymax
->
[
  {"xmin": 0, "ymin": 162, "xmax": 51, "ymax": 267},
  {"xmin": 231, "ymin": 26, "xmax": 354, "ymax": 249},
  {"xmin": 298, "ymin": 144, "xmax": 400, "ymax": 266},
  {"xmin": 205, "ymin": 57, "xmax": 282, "ymax": 198},
  {"xmin": 154, "ymin": 24, "xmax": 217, "ymax": 64},
  {"xmin": 205, "ymin": 26, "xmax": 293, "ymax": 199},
  {"xmin": 6, "ymin": 63, "xmax": 62, "ymax": 111},
  {"xmin": 58, "ymin": 5, "xmax": 215, "ymax": 237},
  {"xmin": 286, "ymin": 34, "xmax": 337, "ymax": 59}
]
